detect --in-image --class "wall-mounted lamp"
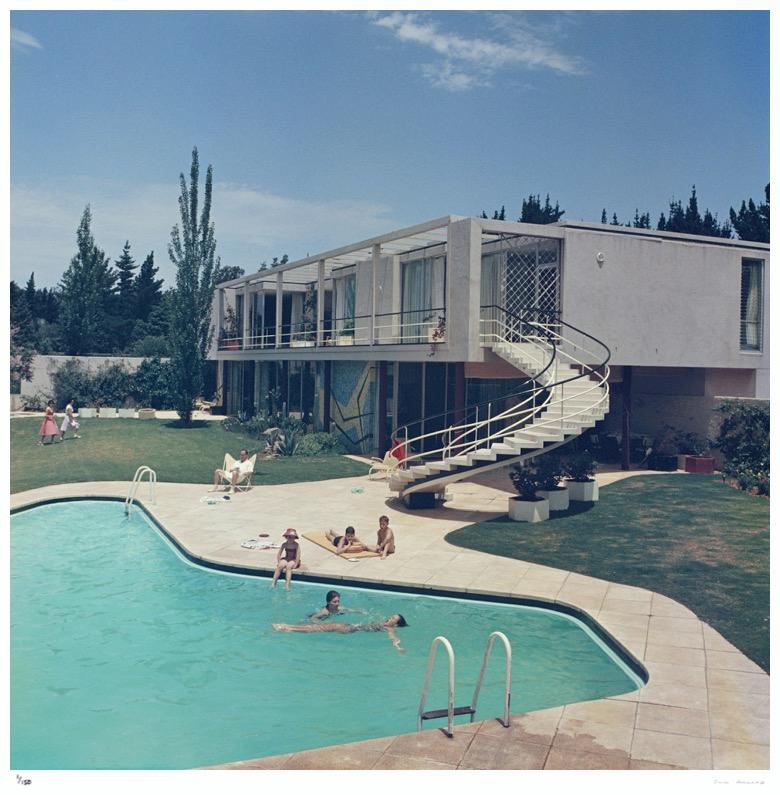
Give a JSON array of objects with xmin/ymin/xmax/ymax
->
[{"xmin": 596, "ymin": 252, "xmax": 606, "ymax": 267}]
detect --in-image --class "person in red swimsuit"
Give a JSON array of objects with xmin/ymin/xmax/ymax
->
[{"xmin": 271, "ymin": 528, "xmax": 301, "ymax": 590}]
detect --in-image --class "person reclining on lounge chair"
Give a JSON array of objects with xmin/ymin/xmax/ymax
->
[{"xmin": 212, "ymin": 448, "xmax": 255, "ymax": 493}]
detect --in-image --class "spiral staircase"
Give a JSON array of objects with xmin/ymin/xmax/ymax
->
[{"xmin": 388, "ymin": 306, "xmax": 611, "ymax": 505}]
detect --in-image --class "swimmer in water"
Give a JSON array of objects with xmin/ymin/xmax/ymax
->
[{"xmin": 273, "ymin": 614, "xmax": 408, "ymax": 653}]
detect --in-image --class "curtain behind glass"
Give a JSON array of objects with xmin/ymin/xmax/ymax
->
[{"xmin": 741, "ymin": 261, "xmax": 762, "ymax": 350}]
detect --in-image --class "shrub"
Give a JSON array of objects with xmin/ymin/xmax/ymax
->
[
  {"xmin": 535, "ymin": 453, "xmax": 566, "ymax": 490},
  {"xmin": 51, "ymin": 359, "xmax": 96, "ymax": 408},
  {"xmin": 509, "ymin": 460, "xmax": 543, "ymax": 500},
  {"xmin": 132, "ymin": 357, "xmax": 176, "ymax": 409},
  {"xmin": 564, "ymin": 451, "xmax": 597, "ymax": 482},
  {"xmin": 712, "ymin": 401, "xmax": 769, "ymax": 482},
  {"xmin": 91, "ymin": 362, "xmax": 133, "ymax": 406},
  {"xmin": 295, "ymin": 432, "xmax": 345, "ymax": 456}
]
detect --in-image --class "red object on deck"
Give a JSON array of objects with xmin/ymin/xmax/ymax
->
[
  {"xmin": 390, "ymin": 438, "xmax": 407, "ymax": 464},
  {"xmin": 684, "ymin": 456, "xmax": 715, "ymax": 474}
]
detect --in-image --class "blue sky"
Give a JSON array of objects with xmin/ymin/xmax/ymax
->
[{"xmin": 10, "ymin": 9, "xmax": 770, "ymax": 287}]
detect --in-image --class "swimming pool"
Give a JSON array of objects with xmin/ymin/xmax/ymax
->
[{"xmin": 11, "ymin": 500, "xmax": 644, "ymax": 769}]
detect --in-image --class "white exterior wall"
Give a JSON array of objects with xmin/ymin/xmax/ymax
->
[{"xmin": 560, "ymin": 228, "xmax": 770, "ymax": 374}]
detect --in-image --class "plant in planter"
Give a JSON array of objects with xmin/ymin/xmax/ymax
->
[
  {"xmin": 427, "ymin": 315, "xmax": 446, "ymax": 355},
  {"xmin": 564, "ymin": 451, "xmax": 599, "ymax": 502},
  {"xmin": 673, "ymin": 430, "xmax": 714, "ymax": 473},
  {"xmin": 337, "ymin": 317, "xmax": 355, "ymax": 345},
  {"xmin": 507, "ymin": 460, "xmax": 549, "ymax": 522},
  {"xmin": 534, "ymin": 453, "xmax": 570, "ymax": 511},
  {"xmin": 647, "ymin": 424, "xmax": 679, "ymax": 471},
  {"xmin": 220, "ymin": 306, "xmax": 240, "ymax": 349}
]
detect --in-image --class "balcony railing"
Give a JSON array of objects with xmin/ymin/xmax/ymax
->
[{"xmin": 217, "ymin": 307, "xmax": 446, "ymax": 351}]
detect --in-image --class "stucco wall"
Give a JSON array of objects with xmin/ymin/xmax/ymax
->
[{"xmin": 560, "ymin": 228, "xmax": 770, "ymax": 372}]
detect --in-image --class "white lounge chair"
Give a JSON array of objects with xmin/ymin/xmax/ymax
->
[
  {"xmin": 367, "ymin": 451, "xmax": 402, "ymax": 480},
  {"xmin": 217, "ymin": 453, "xmax": 257, "ymax": 492}
]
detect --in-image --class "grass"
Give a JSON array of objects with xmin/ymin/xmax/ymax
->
[
  {"xmin": 11, "ymin": 417, "xmax": 368, "ymax": 494},
  {"xmin": 445, "ymin": 474, "xmax": 770, "ymax": 672}
]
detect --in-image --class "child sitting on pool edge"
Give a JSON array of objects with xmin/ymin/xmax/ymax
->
[
  {"xmin": 325, "ymin": 526, "xmax": 367, "ymax": 556},
  {"xmin": 367, "ymin": 515, "xmax": 395, "ymax": 559},
  {"xmin": 271, "ymin": 528, "xmax": 301, "ymax": 589}
]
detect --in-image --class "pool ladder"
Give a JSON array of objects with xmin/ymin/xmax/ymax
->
[
  {"xmin": 417, "ymin": 631, "xmax": 512, "ymax": 738},
  {"xmin": 125, "ymin": 465, "xmax": 157, "ymax": 514}
]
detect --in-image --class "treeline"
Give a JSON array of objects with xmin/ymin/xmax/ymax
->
[
  {"xmin": 482, "ymin": 184, "xmax": 770, "ymax": 243},
  {"xmin": 10, "ymin": 207, "xmax": 288, "ymax": 359}
]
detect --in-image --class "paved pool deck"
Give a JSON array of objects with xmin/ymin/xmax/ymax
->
[{"xmin": 10, "ymin": 465, "xmax": 769, "ymax": 771}]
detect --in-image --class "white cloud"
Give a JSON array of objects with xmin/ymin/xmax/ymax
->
[
  {"xmin": 11, "ymin": 28, "xmax": 42, "ymax": 52},
  {"xmin": 10, "ymin": 181, "xmax": 398, "ymax": 288},
  {"xmin": 370, "ymin": 11, "xmax": 584, "ymax": 92}
]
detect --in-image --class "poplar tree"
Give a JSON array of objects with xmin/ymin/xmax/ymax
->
[{"xmin": 167, "ymin": 147, "xmax": 219, "ymax": 425}]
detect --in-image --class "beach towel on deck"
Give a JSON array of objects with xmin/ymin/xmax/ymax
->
[{"xmin": 302, "ymin": 531, "xmax": 380, "ymax": 558}]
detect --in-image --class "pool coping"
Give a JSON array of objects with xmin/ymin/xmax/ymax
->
[{"xmin": 9, "ymin": 475, "xmax": 770, "ymax": 771}]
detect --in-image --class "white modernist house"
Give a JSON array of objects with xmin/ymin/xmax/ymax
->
[{"xmin": 211, "ymin": 215, "xmax": 769, "ymax": 505}]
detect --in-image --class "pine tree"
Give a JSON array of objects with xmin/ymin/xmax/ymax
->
[
  {"xmin": 114, "ymin": 241, "xmax": 137, "ymax": 311},
  {"xmin": 601, "ymin": 209, "xmax": 608, "ymax": 224},
  {"xmin": 520, "ymin": 194, "xmax": 565, "ymax": 224},
  {"xmin": 611, "ymin": 213, "xmax": 621, "ymax": 226},
  {"xmin": 59, "ymin": 206, "xmax": 117, "ymax": 354},
  {"xmin": 658, "ymin": 186, "xmax": 731, "ymax": 237},
  {"xmin": 10, "ymin": 280, "xmax": 36, "ymax": 348},
  {"xmin": 167, "ymin": 147, "xmax": 219, "ymax": 425},
  {"xmin": 133, "ymin": 251, "xmax": 163, "ymax": 322},
  {"xmin": 729, "ymin": 183, "xmax": 770, "ymax": 243},
  {"xmin": 25, "ymin": 273, "xmax": 37, "ymax": 316}
]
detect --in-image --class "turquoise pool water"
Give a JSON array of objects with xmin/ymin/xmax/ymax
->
[{"xmin": 11, "ymin": 500, "xmax": 643, "ymax": 769}]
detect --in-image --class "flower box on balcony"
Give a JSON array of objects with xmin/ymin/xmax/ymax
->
[
  {"xmin": 290, "ymin": 339, "xmax": 315, "ymax": 348},
  {"xmin": 336, "ymin": 335, "xmax": 354, "ymax": 346}
]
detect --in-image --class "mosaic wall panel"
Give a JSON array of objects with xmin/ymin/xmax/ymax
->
[{"xmin": 330, "ymin": 361, "xmax": 376, "ymax": 455}]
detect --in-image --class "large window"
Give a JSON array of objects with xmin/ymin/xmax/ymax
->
[
  {"xmin": 401, "ymin": 255, "xmax": 445, "ymax": 342},
  {"xmin": 333, "ymin": 273, "xmax": 356, "ymax": 332},
  {"xmin": 740, "ymin": 259, "xmax": 764, "ymax": 351}
]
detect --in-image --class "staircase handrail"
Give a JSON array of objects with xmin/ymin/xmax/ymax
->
[{"xmin": 389, "ymin": 304, "xmax": 610, "ymax": 475}]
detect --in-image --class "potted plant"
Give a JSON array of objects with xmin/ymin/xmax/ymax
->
[
  {"xmin": 337, "ymin": 317, "xmax": 355, "ymax": 345},
  {"xmin": 647, "ymin": 425, "xmax": 679, "ymax": 471},
  {"xmin": 220, "ymin": 305, "xmax": 240, "ymax": 350},
  {"xmin": 564, "ymin": 451, "xmax": 599, "ymax": 502},
  {"xmin": 427, "ymin": 315, "xmax": 446, "ymax": 345},
  {"xmin": 508, "ymin": 460, "xmax": 549, "ymax": 523},
  {"xmin": 674, "ymin": 430, "xmax": 714, "ymax": 474},
  {"xmin": 534, "ymin": 454, "xmax": 570, "ymax": 511}
]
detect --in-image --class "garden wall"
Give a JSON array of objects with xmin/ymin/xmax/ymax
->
[{"xmin": 21, "ymin": 355, "xmax": 167, "ymax": 400}]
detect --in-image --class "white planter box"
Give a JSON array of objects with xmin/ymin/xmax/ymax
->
[
  {"xmin": 336, "ymin": 336, "xmax": 354, "ymax": 346},
  {"xmin": 567, "ymin": 479, "xmax": 599, "ymax": 502},
  {"xmin": 100, "ymin": 408, "xmax": 119, "ymax": 418},
  {"xmin": 290, "ymin": 340, "xmax": 315, "ymax": 348},
  {"xmin": 117, "ymin": 408, "xmax": 136, "ymax": 418},
  {"xmin": 536, "ymin": 486, "xmax": 569, "ymax": 511},
  {"xmin": 78, "ymin": 407, "xmax": 97, "ymax": 418},
  {"xmin": 137, "ymin": 408, "xmax": 156, "ymax": 420},
  {"xmin": 508, "ymin": 496, "xmax": 550, "ymax": 523}
]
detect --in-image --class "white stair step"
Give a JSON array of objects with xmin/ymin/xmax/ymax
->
[
  {"xmin": 469, "ymin": 449, "xmax": 498, "ymax": 462},
  {"xmin": 448, "ymin": 455, "xmax": 471, "ymax": 466},
  {"xmin": 409, "ymin": 465, "xmax": 431, "ymax": 476},
  {"xmin": 426, "ymin": 461, "xmax": 457, "ymax": 472},
  {"xmin": 515, "ymin": 430, "xmax": 565, "ymax": 443},
  {"xmin": 489, "ymin": 443, "xmax": 519, "ymax": 455}
]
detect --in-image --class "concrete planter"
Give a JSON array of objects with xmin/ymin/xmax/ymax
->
[
  {"xmin": 536, "ymin": 486, "xmax": 570, "ymax": 511},
  {"xmin": 336, "ymin": 335, "xmax": 354, "ymax": 346},
  {"xmin": 684, "ymin": 455, "xmax": 715, "ymax": 474},
  {"xmin": 508, "ymin": 496, "xmax": 550, "ymax": 523},
  {"xmin": 290, "ymin": 339, "xmax": 315, "ymax": 348},
  {"xmin": 137, "ymin": 408, "xmax": 156, "ymax": 420},
  {"xmin": 567, "ymin": 479, "xmax": 599, "ymax": 502},
  {"xmin": 117, "ymin": 408, "xmax": 136, "ymax": 418}
]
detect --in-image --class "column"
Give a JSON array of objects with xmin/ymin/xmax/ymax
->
[
  {"xmin": 622, "ymin": 366, "xmax": 632, "ymax": 470},
  {"xmin": 377, "ymin": 361, "xmax": 388, "ymax": 456},
  {"xmin": 317, "ymin": 259, "xmax": 325, "ymax": 346},
  {"xmin": 217, "ymin": 288, "xmax": 225, "ymax": 348},
  {"xmin": 242, "ymin": 284, "xmax": 250, "ymax": 348},
  {"xmin": 371, "ymin": 243, "xmax": 380, "ymax": 344},
  {"xmin": 275, "ymin": 271, "xmax": 283, "ymax": 348}
]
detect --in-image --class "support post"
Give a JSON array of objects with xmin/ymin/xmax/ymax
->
[
  {"xmin": 323, "ymin": 361, "xmax": 332, "ymax": 432},
  {"xmin": 275, "ymin": 271, "xmax": 283, "ymax": 348},
  {"xmin": 371, "ymin": 243, "xmax": 380, "ymax": 344},
  {"xmin": 454, "ymin": 363, "xmax": 465, "ymax": 426},
  {"xmin": 317, "ymin": 259, "xmax": 325, "ymax": 346},
  {"xmin": 377, "ymin": 361, "xmax": 388, "ymax": 456},
  {"xmin": 621, "ymin": 366, "xmax": 632, "ymax": 471},
  {"xmin": 217, "ymin": 289, "xmax": 225, "ymax": 349}
]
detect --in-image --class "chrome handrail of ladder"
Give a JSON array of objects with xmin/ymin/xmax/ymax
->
[
  {"xmin": 470, "ymin": 631, "xmax": 512, "ymax": 728},
  {"xmin": 417, "ymin": 636, "xmax": 456, "ymax": 737},
  {"xmin": 125, "ymin": 465, "xmax": 157, "ymax": 515}
]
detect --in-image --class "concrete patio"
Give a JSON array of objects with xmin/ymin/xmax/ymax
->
[{"xmin": 10, "ymin": 464, "xmax": 769, "ymax": 771}]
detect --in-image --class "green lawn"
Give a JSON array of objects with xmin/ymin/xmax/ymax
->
[
  {"xmin": 445, "ymin": 474, "xmax": 770, "ymax": 672},
  {"xmin": 10, "ymin": 417, "xmax": 368, "ymax": 494}
]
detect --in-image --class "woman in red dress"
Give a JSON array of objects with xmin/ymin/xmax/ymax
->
[{"xmin": 37, "ymin": 400, "xmax": 60, "ymax": 445}]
